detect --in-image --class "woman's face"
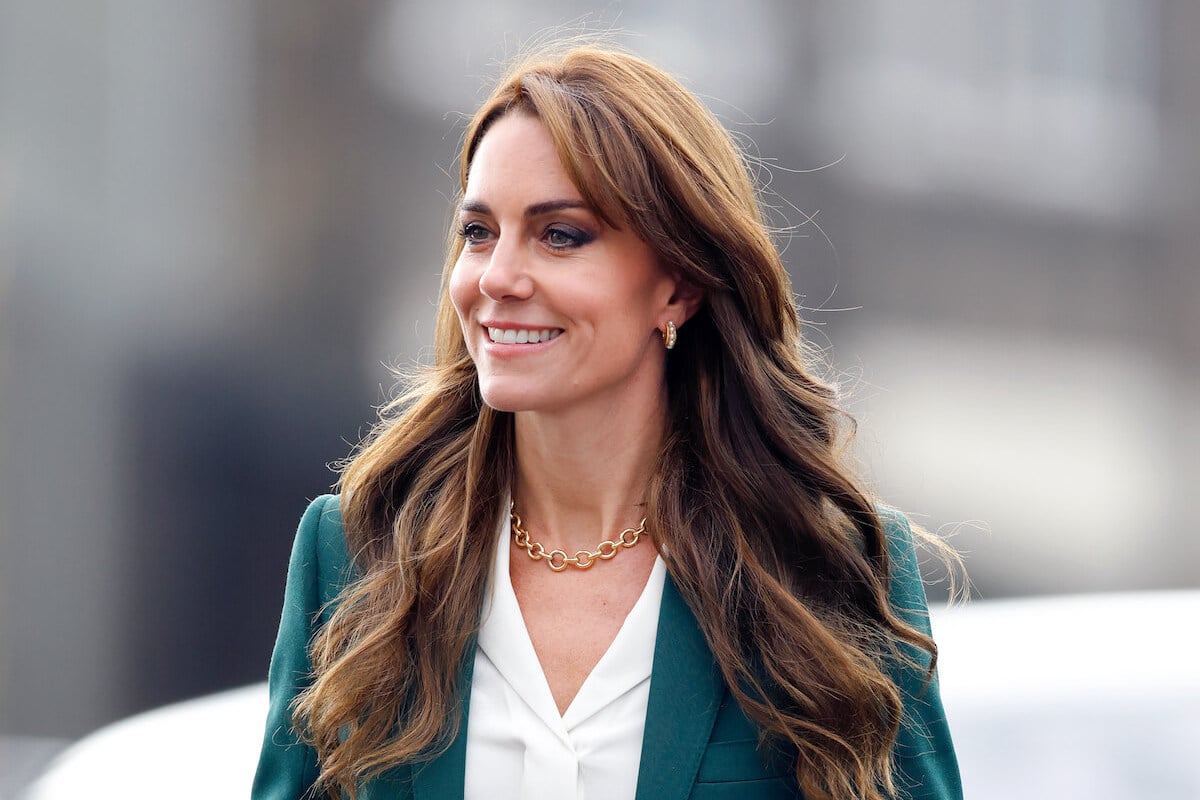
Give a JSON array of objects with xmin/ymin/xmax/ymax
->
[{"xmin": 449, "ymin": 113, "xmax": 681, "ymax": 417}]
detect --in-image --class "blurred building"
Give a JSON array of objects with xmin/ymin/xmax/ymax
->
[{"xmin": 1, "ymin": 0, "xmax": 1196, "ymax": 746}]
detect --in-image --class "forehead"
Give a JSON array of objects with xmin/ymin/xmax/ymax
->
[{"xmin": 463, "ymin": 114, "xmax": 583, "ymax": 206}]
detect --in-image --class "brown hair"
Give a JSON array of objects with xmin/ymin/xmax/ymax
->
[{"xmin": 294, "ymin": 42, "xmax": 943, "ymax": 800}]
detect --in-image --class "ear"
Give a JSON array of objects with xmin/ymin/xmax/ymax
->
[{"xmin": 663, "ymin": 275, "xmax": 704, "ymax": 328}]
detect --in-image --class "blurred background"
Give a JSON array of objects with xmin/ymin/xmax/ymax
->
[{"xmin": 1, "ymin": 0, "xmax": 1197, "ymax": 792}]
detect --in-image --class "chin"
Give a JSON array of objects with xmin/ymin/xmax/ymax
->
[{"xmin": 476, "ymin": 379, "xmax": 550, "ymax": 414}]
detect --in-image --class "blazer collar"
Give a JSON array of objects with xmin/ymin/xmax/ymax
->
[{"xmin": 634, "ymin": 574, "xmax": 726, "ymax": 800}]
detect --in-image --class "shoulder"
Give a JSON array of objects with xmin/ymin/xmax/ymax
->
[
  {"xmin": 874, "ymin": 504, "xmax": 920, "ymax": 574},
  {"xmin": 291, "ymin": 495, "xmax": 347, "ymax": 568},
  {"xmin": 873, "ymin": 508, "xmax": 964, "ymax": 798},
  {"xmin": 875, "ymin": 505, "xmax": 933, "ymax": 638},
  {"xmin": 253, "ymin": 496, "xmax": 351, "ymax": 799},
  {"xmin": 290, "ymin": 494, "xmax": 354, "ymax": 614},
  {"xmin": 875, "ymin": 504, "xmax": 916, "ymax": 560}
]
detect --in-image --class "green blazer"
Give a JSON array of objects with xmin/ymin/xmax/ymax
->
[{"xmin": 253, "ymin": 495, "xmax": 962, "ymax": 800}]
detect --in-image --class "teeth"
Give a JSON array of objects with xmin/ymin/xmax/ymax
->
[{"xmin": 487, "ymin": 327, "xmax": 562, "ymax": 344}]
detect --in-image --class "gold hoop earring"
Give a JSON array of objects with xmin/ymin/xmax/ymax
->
[{"xmin": 661, "ymin": 320, "xmax": 677, "ymax": 350}]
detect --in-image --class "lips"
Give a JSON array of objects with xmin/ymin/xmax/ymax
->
[{"xmin": 486, "ymin": 327, "xmax": 563, "ymax": 344}]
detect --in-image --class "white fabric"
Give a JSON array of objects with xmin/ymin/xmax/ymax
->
[{"xmin": 464, "ymin": 513, "xmax": 666, "ymax": 800}]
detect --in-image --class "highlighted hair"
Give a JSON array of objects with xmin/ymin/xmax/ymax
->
[{"xmin": 294, "ymin": 42, "xmax": 946, "ymax": 800}]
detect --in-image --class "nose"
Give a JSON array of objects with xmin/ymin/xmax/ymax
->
[{"xmin": 478, "ymin": 236, "xmax": 534, "ymax": 302}]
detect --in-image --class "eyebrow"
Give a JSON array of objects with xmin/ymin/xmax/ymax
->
[{"xmin": 460, "ymin": 199, "xmax": 591, "ymax": 217}]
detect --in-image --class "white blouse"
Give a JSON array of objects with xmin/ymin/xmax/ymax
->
[{"xmin": 464, "ymin": 513, "xmax": 667, "ymax": 800}]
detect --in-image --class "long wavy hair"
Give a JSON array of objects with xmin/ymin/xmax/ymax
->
[{"xmin": 294, "ymin": 43, "xmax": 942, "ymax": 800}]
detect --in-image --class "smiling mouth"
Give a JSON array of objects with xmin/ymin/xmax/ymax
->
[{"xmin": 487, "ymin": 327, "xmax": 563, "ymax": 344}]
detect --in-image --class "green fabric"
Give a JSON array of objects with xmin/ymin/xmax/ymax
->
[
  {"xmin": 252, "ymin": 496, "xmax": 962, "ymax": 800},
  {"xmin": 251, "ymin": 495, "xmax": 336, "ymax": 800},
  {"xmin": 881, "ymin": 508, "xmax": 965, "ymax": 800},
  {"xmin": 634, "ymin": 574, "xmax": 727, "ymax": 800}
]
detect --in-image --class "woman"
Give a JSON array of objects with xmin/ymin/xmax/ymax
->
[{"xmin": 253, "ymin": 43, "xmax": 962, "ymax": 800}]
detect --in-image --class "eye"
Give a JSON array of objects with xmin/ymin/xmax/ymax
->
[
  {"xmin": 543, "ymin": 225, "xmax": 593, "ymax": 250},
  {"xmin": 458, "ymin": 222, "xmax": 492, "ymax": 245}
]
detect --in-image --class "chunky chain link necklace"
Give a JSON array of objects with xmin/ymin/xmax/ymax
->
[{"xmin": 510, "ymin": 502, "xmax": 647, "ymax": 572}]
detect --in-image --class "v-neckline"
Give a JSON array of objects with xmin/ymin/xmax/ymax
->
[
  {"xmin": 410, "ymin": 536, "xmax": 727, "ymax": 800},
  {"xmin": 476, "ymin": 514, "xmax": 666, "ymax": 736}
]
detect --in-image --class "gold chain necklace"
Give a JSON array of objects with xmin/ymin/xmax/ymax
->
[{"xmin": 510, "ymin": 502, "xmax": 647, "ymax": 572}]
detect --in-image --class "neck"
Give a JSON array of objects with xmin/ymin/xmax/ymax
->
[{"xmin": 511, "ymin": 391, "xmax": 667, "ymax": 553}]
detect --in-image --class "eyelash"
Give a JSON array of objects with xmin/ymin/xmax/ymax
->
[
  {"xmin": 456, "ymin": 223, "xmax": 594, "ymax": 250},
  {"xmin": 457, "ymin": 222, "xmax": 492, "ymax": 244}
]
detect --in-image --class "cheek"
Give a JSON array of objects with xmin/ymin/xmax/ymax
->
[{"xmin": 447, "ymin": 259, "xmax": 476, "ymax": 321}]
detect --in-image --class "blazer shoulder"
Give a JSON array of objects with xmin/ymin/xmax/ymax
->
[
  {"xmin": 875, "ymin": 504, "xmax": 917, "ymax": 564},
  {"xmin": 874, "ymin": 505, "xmax": 933, "ymax": 637},
  {"xmin": 252, "ymin": 494, "xmax": 349, "ymax": 800},
  {"xmin": 293, "ymin": 493, "xmax": 354, "ymax": 612},
  {"xmin": 874, "ymin": 506, "xmax": 965, "ymax": 799}
]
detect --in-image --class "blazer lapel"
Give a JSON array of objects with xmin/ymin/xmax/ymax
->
[
  {"xmin": 635, "ymin": 574, "xmax": 725, "ymax": 800},
  {"xmin": 410, "ymin": 639, "xmax": 477, "ymax": 800}
]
